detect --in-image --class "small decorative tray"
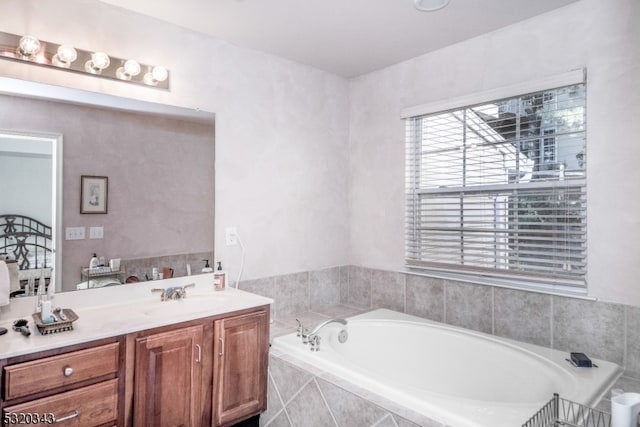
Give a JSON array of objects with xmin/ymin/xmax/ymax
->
[{"xmin": 32, "ymin": 309, "xmax": 79, "ymax": 335}]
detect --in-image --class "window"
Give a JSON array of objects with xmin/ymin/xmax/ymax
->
[{"xmin": 405, "ymin": 79, "xmax": 586, "ymax": 288}]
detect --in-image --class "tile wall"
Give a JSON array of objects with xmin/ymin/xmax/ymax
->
[{"xmin": 119, "ymin": 251, "xmax": 213, "ymax": 282}]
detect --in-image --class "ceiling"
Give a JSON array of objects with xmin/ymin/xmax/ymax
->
[{"xmin": 99, "ymin": 0, "xmax": 580, "ymax": 78}]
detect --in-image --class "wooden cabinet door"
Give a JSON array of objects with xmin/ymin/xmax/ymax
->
[
  {"xmin": 213, "ymin": 309, "xmax": 269, "ymax": 427},
  {"xmin": 134, "ymin": 325, "xmax": 204, "ymax": 427}
]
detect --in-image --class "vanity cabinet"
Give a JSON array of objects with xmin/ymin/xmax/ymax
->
[
  {"xmin": 0, "ymin": 303, "xmax": 270, "ymax": 427},
  {"xmin": 133, "ymin": 324, "xmax": 205, "ymax": 427},
  {"xmin": 213, "ymin": 309, "xmax": 269, "ymax": 427},
  {"xmin": 1, "ymin": 339, "xmax": 122, "ymax": 427},
  {"xmin": 129, "ymin": 305, "xmax": 269, "ymax": 427}
]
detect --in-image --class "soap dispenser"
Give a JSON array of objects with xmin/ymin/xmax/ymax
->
[
  {"xmin": 202, "ymin": 259, "xmax": 213, "ymax": 273},
  {"xmin": 214, "ymin": 261, "xmax": 227, "ymax": 291},
  {"xmin": 89, "ymin": 253, "xmax": 99, "ymax": 269}
]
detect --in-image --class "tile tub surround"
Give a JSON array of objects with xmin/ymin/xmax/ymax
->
[
  {"xmin": 248, "ymin": 264, "xmax": 640, "ymax": 426},
  {"xmin": 264, "ymin": 350, "xmax": 435, "ymax": 427},
  {"xmin": 266, "ymin": 303, "xmax": 640, "ymax": 427},
  {"xmin": 241, "ymin": 265, "xmax": 640, "ymax": 380}
]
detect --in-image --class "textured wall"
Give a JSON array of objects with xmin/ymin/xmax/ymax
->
[
  {"xmin": 0, "ymin": 0, "xmax": 350, "ymax": 284},
  {"xmin": 348, "ymin": 0, "xmax": 640, "ymax": 306}
]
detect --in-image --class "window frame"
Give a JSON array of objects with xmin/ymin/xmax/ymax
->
[{"xmin": 402, "ymin": 70, "xmax": 587, "ymax": 293}]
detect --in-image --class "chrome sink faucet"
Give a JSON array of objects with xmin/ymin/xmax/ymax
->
[
  {"xmin": 296, "ymin": 318, "xmax": 348, "ymax": 351},
  {"xmin": 151, "ymin": 283, "xmax": 195, "ymax": 301}
]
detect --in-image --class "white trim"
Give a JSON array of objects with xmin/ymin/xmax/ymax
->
[
  {"xmin": 400, "ymin": 68, "xmax": 586, "ymax": 119},
  {"xmin": 0, "ymin": 76, "xmax": 214, "ymax": 124}
]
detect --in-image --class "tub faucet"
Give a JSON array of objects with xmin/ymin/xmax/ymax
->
[
  {"xmin": 305, "ymin": 318, "xmax": 348, "ymax": 351},
  {"xmin": 295, "ymin": 319, "xmax": 311, "ymax": 343},
  {"xmin": 151, "ymin": 283, "xmax": 195, "ymax": 301}
]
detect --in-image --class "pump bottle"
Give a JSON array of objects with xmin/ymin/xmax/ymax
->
[
  {"xmin": 214, "ymin": 261, "xmax": 227, "ymax": 291},
  {"xmin": 202, "ymin": 259, "xmax": 213, "ymax": 273}
]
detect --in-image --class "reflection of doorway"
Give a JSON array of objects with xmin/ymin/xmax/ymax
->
[{"xmin": 0, "ymin": 130, "xmax": 62, "ymax": 291}]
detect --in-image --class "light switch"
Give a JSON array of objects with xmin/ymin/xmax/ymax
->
[
  {"xmin": 65, "ymin": 227, "xmax": 85, "ymax": 240},
  {"xmin": 89, "ymin": 226, "xmax": 104, "ymax": 239}
]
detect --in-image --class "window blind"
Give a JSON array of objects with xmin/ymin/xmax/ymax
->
[{"xmin": 405, "ymin": 82, "xmax": 587, "ymax": 287}]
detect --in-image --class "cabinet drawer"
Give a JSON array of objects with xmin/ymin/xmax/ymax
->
[
  {"xmin": 4, "ymin": 342, "xmax": 119, "ymax": 400},
  {"xmin": 3, "ymin": 379, "xmax": 118, "ymax": 427}
]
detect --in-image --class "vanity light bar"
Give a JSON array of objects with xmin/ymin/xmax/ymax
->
[{"xmin": 0, "ymin": 31, "xmax": 170, "ymax": 90}]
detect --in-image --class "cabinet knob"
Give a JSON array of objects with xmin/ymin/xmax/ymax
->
[{"xmin": 63, "ymin": 366, "xmax": 73, "ymax": 377}]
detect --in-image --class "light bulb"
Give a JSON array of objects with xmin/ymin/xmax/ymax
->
[
  {"xmin": 116, "ymin": 59, "xmax": 141, "ymax": 80},
  {"xmin": 124, "ymin": 59, "xmax": 141, "ymax": 76},
  {"xmin": 17, "ymin": 35, "xmax": 41, "ymax": 58},
  {"xmin": 151, "ymin": 66, "xmax": 168, "ymax": 82},
  {"xmin": 143, "ymin": 66, "xmax": 168, "ymax": 86},
  {"xmin": 91, "ymin": 52, "xmax": 110, "ymax": 69},
  {"xmin": 52, "ymin": 45, "xmax": 77, "ymax": 68},
  {"xmin": 84, "ymin": 52, "xmax": 110, "ymax": 74}
]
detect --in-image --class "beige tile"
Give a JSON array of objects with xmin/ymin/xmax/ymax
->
[
  {"xmin": 348, "ymin": 266, "xmax": 372, "ymax": 308},
  {"xmin": 626, "ymin": 306, "xmax": 640, "ymax": 376},
  {"xmin": 553, "ymin": 296, "xmax": 625, "ymax": 364},
  {"xmin": 405, "ymin": 274, "xmax": 445, "ymax": 322},
  {"xmin": 275, "ymin": 272, "xmax": 310, "ymax": 318},
  {"xmin": 285, "ymin": 379, "xmax": 336, "ymax": 427},
  {"xmin": 371, "ymin": 270, "xmax": 405, "ymax": 312},
  {"xmin": 317, "ymin": 378, "xmax": 388, "ymax": 427},
  {"xmin": 445, "ymin": 280, "xmax": 492, "ymax": 333},
  {"xmin": 494, "ymin": 287, "xmax": 551, "ymax": 347},
  {"xmin": 310, "ymin": 267, "xmax": 340, "ymax": 309}
]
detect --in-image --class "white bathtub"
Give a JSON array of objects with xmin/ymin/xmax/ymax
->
[{"xmin": 271, "ymin": 309, "xmax": 621, "ymax": 427}]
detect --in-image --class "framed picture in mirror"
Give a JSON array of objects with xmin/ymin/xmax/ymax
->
[{"xmin": 81, "ymin": 175, "xmax": 108, "ymax": 214}]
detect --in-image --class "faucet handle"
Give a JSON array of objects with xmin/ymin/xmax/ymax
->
[
  {"xmin": 151, "ymin": 288, "xmax": 167, "ymax": 301},
  {"xmin": 309, "ymin": 334, "xmax": 321, "ymax": 351},
  {"xmin": 295, "ymin": 318, "xmax": 305, "ymax": 337}
]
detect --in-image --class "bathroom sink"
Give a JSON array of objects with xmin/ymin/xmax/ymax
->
[{"xmin": 142, "ymin": 293, "xmax": 230, "ymax": 317}]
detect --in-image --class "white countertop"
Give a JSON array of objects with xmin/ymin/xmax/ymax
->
[{"xmin": 0, "ymin": 273, "xmax": 273, "ymax": 359}]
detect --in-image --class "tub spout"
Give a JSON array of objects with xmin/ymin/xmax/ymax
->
[{"xmin": 308, "ymin": 318, "xmax": 347, "ymax": 337}]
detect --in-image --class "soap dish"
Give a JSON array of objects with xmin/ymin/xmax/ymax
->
[{"xmin": 32, "ymin": 309, "xmax": 79, "ymax": 335}]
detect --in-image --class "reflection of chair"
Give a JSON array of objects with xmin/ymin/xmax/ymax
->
[
  {"xmin": 125, "ymin": 275, "xmax": 140, "ymax": 284},
  {"xmin": 10, "ymin": 289, "xmax": 25, "ymax": 298}
]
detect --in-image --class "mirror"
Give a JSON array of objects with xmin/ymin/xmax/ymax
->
[
  {"xmin": 0, "ymin": 130, "xmax": 62, "ymax": 295},
  {"xmin": 0, "ymin": 77, "xmax": 215, "ymax": 293}
]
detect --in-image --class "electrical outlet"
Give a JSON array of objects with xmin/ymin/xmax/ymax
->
[
  {"xmin": 225, "ymin": 227, "xmax": 238, "ymax": 246},
  {"xmin": 89, "ymin": 226, "xmax": 104, "ymax": 239},
  {"xmin": 65, "ymin": 226, "xmax": 86, "ymax": 240}
]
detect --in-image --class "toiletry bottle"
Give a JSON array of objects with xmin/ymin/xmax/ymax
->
[
  {"xmin": 202, "ymin": 260, "xmax": 213, "ymax": 273},
  {"xmin": 214, "ymin": 261, "xmax": 227, "ymax": 291},
  {"xmin": 89, "ymin": 253, "xmax": 99, "ymax": 269},
  {"xmin": 41, "ymin": 300, "xmax": 53, "ymax": 323},
  {"xmin": 46, "ymin": 270, "xmax": 55, "ymax": 306},
  {"xmin": 35, "ymin": 271, "xmax": 46, "ymax": 312},
  {"xmin": 25, "ymin": 276, "xmax": 34, "ymax": 296}
]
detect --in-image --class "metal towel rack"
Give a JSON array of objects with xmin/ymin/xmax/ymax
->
[{"xmin": 522, "ymin": 393, "xmax": 611, "ymax": 427}]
